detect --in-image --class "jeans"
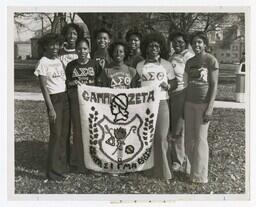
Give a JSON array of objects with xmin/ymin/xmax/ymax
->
[
  {"xmin": 68, "ymin": 88, "xmax": 86, "ymax": 171},
  {"xmin": 47, "ymin": 92, "xmax": 71, "ymax": 175},
  {"xmin": 170, "ymin": 90, "xmax": 189, "ymax": 173},
  {"xmin": 184, "ymin": 101, "xmax": 209, "ymax": 183}
]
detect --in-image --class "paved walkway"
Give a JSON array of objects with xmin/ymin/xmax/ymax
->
[{"xmin": 14, "ymin": 92, "xmax": 245, "ymax": 109}]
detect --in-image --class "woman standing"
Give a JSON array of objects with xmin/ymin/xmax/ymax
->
[
  {"xmin": 125, "ymin": 29, "xmax": 144, "ymax": 68},
  {"xmin": 97, "ymin": 41, "xmax": 139, "ymax": 89},
  {"xmin": 59, "ymin": 23, "xmax": 85, "ymax": 69},
  {"xmin": 34, "ymin": 33, "xmax": 70, "ymax": 180},
  {"xmin": 136, "ymin": 32, "xmax": 177, "ymax": 182},
  {"xmin": 65, "ymin": 38, "xmax": 100, "ymax": 173},
  {"xmin": 184, "ymin": 31, "xmax": 219, "ymax": 183},
  {"xmin": 168, "ymin": 32, "xmax": 194, "ymax": 174}
]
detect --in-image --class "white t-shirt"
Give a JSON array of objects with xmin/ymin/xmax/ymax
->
[
  {"xmin": 34, "ymin": 56, "xmax": 66, "ymax": 95},
  {"xmin": 136, "ymin": 59, "xmax": 175, "ymax": 100},
  {"xmin": 59, "ymin": 47, "xmax": 78, "ymax": 69},
  {"xmin": 169, "ymin": 49, "xmax": 194, "ymax": 92},
  {"xmin": 59, "ymin": 46, "xmax": 91, "ymax": 69}
]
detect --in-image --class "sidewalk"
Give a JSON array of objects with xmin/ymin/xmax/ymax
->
[{"xmin": 14, "ymin": 92, "xmax": 245, "ymax": 109}]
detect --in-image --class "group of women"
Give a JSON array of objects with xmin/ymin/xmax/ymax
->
[{"xmin": 34, "ymin": 22, "xmax": 219, "ymax": 184}]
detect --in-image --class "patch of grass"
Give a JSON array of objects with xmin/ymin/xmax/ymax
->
[{"xmin": 14, "ymin": 100, "xmax": 245, "ymax": 194}]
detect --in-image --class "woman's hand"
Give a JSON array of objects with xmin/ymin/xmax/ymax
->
[
  {"xmin": 48, "ymin": 108, "xmax": 56, "ymax": 123},
  {"xmin": 203, "ymin": 107, "xmax": 213, "ymax": 123},
  {"xmin": 68, "ymin": 80, "xmax": 81, "ymax": 86},
  {"xmin": 99, "ymin": 58, "xmax": 106, "ymax": 69},
  {"xmin": 159, "ymin": 81, "xmax": 170, "ymax": 91}
]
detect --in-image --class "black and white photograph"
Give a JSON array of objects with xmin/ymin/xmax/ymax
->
[{"xmin": 6, "ymin": 4, "xmax": 252, "ymax": 203}]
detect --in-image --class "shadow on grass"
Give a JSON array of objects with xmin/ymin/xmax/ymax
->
[{"xmin": 15, "ymin": 140, "xmax": 47, "ymax": 173}]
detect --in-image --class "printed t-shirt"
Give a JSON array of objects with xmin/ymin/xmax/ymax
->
[
  {"xmin": 125, "ymin": 50, "xmax": 144, "ymax": 68},
  {"xmin": 185, "ymin": 52, "xmax": 219, "ymax": 103},
  {"xmin": 65, "ymin": 59, "xmax": 100, "ymax": 87},
  {"xmin": 169, "ymin": 49, "xmax": 194, "ymax": 93},
  {"xmin": 103, "ymin": 63, "xmax": 136, "ymax": 89},
  {"xmin": 136, "ymin": 58, "xmax": 175, "ymax": 100},
  {"xmin": 34, "ymin": 56, "xmax": 66, "ymax": 94},
  {"xmin": 59, "ymin": 47, "xmax": 78, "ymax": 69},
  {"xmin": 59, "ymin": 46, "xmax": 91, "ymax": 69}
]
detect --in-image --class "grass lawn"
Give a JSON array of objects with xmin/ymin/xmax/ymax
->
[{"xmin": 14, "ymin": 100, "xmax": 245, "ymax": 194}]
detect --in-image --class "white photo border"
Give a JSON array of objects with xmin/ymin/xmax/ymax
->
[{"xmin": 7, "ymin": 4, "xmax": 251, "ymax": 204}]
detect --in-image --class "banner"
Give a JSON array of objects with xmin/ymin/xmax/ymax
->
[{"xmin": 77, "ymin": 85, "xmax": 160, "ymax": 173}]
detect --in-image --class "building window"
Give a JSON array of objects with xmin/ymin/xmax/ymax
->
[
  {"xmin": 232, "ymin": 45, "xmax": 238, "ymax": 51},
  {"xmin": 233, "ymin": 53, "xmax": 238, "ymax": 58},
  {"xmin": 226, "ymin": 53, "xmax": 230, "ymax": 57}
]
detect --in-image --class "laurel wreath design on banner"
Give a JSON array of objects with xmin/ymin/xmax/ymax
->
[
  {"xmin": 88, "ymin": 106, "xmax": 102, "ymax": 167},
  {"xmin": 88, "ymin": 106, "xmax": 156, "ymax": 169},
  {"xmin": 142, "ymin": 108, "xmax": 155, "ymax": 146}
]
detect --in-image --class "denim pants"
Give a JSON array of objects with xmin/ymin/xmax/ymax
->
[
  {"xmin": 68, "ymin": 88, "xmax": 86, "ymax": 171},
  {"xmin": 47, "ymin": 92, "xmax": 71, "ymax": 175},
  {"xmin": 170, "ymin": 90, "xmax": 189, "ymax": 173},
  {"xmin": 152, "ymin": 100, "xmax": 172, "ymax": 180},
  {"xmin": 184, "ymin": 101, "xmax": 209, "ymax": 183}
]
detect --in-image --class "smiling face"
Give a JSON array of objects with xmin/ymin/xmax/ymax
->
[
  {"xmin": 76, "ymin": 41, "xmax": 89, "ymax": 61},
  {"xmin": 45, "ymin": 41, "xmax": 60, "ymax": 59},
  {"xmin": 147, "ymin": 41, "xmax": 160, "ymax": 59},
  {"xmin": 191, "ymin": 36, "xmax": 206, "ymax": 55},
  {"xmin": 172, "ymin": 36, "xmax": 186, "ymax": 54},
  {"xmin": 96, "ymin": 32, "xmax": 110, "ymax": 49},
  {"xmin": 128, "ymin": 34, "xmax": 140, "ymax": 51},
  {"xmin": 66, "ymin": 27, "xmax": 78, "ymax": 49},
  {"xmin": 112, "ymin": 44, "xmax": 125, "ymax": 63}
]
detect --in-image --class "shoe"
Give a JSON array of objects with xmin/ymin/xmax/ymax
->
[
  {"xmin": 190, "ymin": 178, "xmax": 208, "ymax": 184},
  {"xmin": 46, "ymin": 170, "xmax": 66, "ymax": 181},
  {"xmin": 172, "ymin": 162, "xmax": 182, "ymax": 172},
  {"xmin": 165, "ymin": 179, "xmax": 173, "ymax": 185}
]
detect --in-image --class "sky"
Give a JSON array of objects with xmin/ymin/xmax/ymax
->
[{"xmin": 14, "ymin": 13, "xmax": 84, "ymax": 41}]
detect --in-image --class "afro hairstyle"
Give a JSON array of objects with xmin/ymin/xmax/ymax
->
[
  {"xmin": 61, "ymin": 23, "xmax": 84, "ymax": 41},
  {"xmin": 140, "ymin": 32, "xmax": 169, "ymax": 59},
  {"xmin": 38, "ymin": 33, "xmax": 64, "ymax": 52}
]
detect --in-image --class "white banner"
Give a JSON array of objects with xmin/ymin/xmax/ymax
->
[{"xmin": 77, "ymin": 85, "xmax": 161, "ymax": 173}]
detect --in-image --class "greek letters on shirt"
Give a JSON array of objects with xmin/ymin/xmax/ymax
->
[
  {"xmin": 141, "ymin": 71, "xmax": 165, "ymax": 82},
  {"xmin": 140, "ymin": 63, "xmax": 168, "ymax": 87},
  {"xmin": 72, "ymin": 66, "xmax": 96, "ymax": 84},
  {"xmin": 51, "ymin": 64, "xmax": 66, "ymax": 80},
  {"xmin": 109, "ymin": 72, "xmax": 131, "ymax": 89}
]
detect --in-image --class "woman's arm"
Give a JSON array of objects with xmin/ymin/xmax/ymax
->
[
  {"xmin": 97, "ymin": 69, "xmax": 110, "ymax": 87},
  {"xmin": 203, "ymin": 68, "xmax": 219, "ymax": 122},
  {"xmin": 39, "ymin": 75, "xmax": 56, "ymax": 123},
  {"xmin": 130, "ymin": 72, "xmax": 141, "ymax": 88}
]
